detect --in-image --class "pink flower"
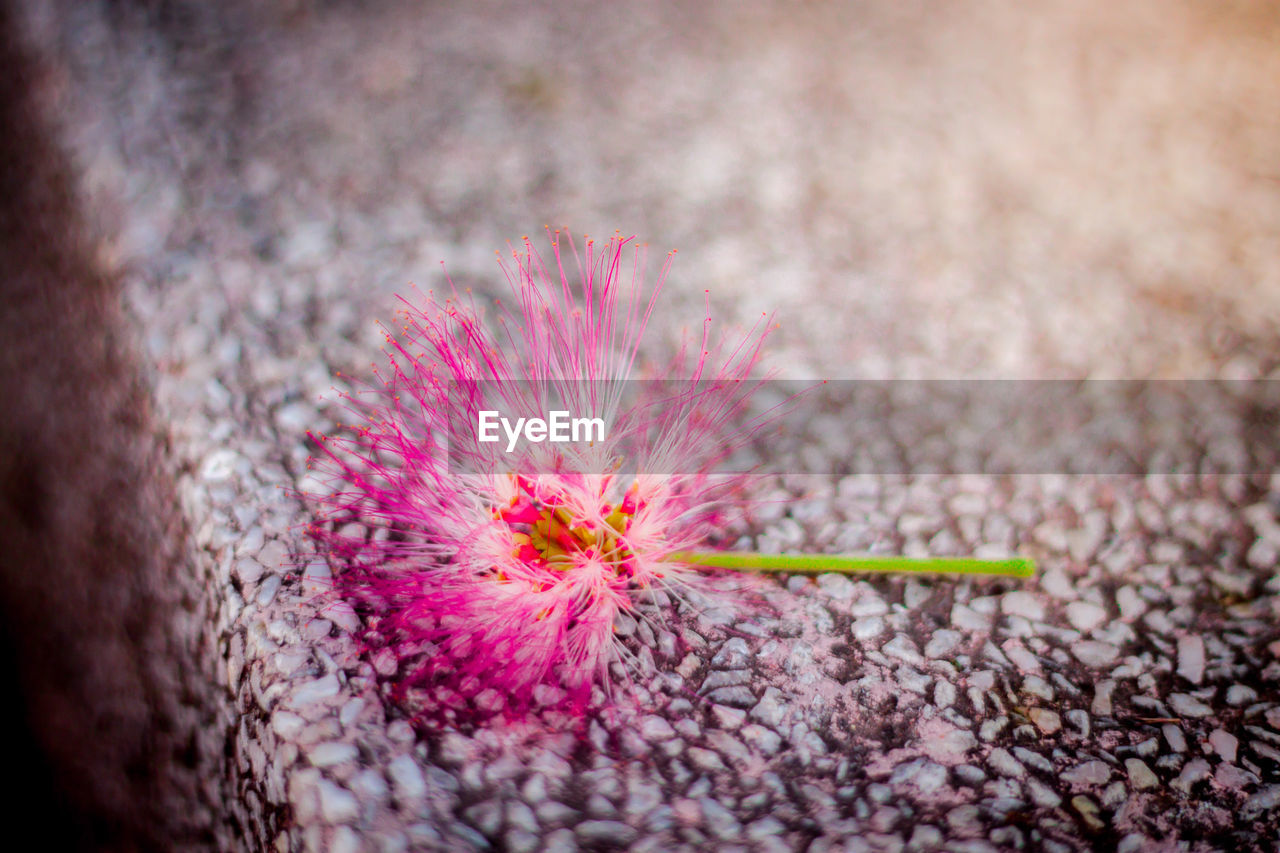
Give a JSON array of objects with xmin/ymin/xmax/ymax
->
[{"xmin": 307, "ymin": 230, "xmax": 771, "ymax": 721}]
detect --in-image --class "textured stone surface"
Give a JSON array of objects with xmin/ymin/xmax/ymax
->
[{"xmin": 22, "ymin": 0, "xmax": 1280, "ymax": 850}]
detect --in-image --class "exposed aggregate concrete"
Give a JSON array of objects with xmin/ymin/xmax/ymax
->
[{"xmin": 19, "ymin": 0, "xmax": 1280, "ymax": 849}]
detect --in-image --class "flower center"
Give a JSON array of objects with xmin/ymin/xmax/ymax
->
[{"xmin": 494, "ymin": 481, "xmax": 642, "ymax": 579}]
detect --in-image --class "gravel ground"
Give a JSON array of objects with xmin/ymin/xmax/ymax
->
[{"xmin": 18, "ymin": 0, "xmax": 1280, "ymax": 850}]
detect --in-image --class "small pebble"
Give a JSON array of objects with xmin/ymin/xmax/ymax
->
[
  {"xmin": 1062, "ymin": 761, "xmax": 1111, "ymax": 786},
  {"xmin": 317, "ymin": 780, "xmax": 359, "ymax": 824},
  {"xmin": 1172, "ymin": 758, "xmax": 1212, "ymax": 793},
  {"xmin": 987, "ymin": 748, "xmax": 1025, "ymax": 779},
  {"xmin": 1176, "ymin": 636, "xmax": 1205, "ymax": 684},
  {"xmin": 1208, "ymin": 729, "xmax": 1238, "ymax": 763},
  {"xmin": 1168, "ymin": 693, "xmax": 1213, "ymax": 718},
  {"xmin": 1027, "ymin": 708, "xmax": 1062, "ymax": 735},
  {"xmin": 1071, "ymin": 796, "xmax": 1105, "ymax": 831},
  {"xmin": 1092, "ymin": 681, "xmax": 1116, "ymax": 716},
  {"xmin": 1072, "ymin": 641, "xmax": 1120, "ymax": 667},
  {"xmin": 1163, "ymin": 724, "xmax": 1187, "ymax": 753},
  {"xmin": 1125, "ymin": 759, "xmax": 1158, "ymax": 790},
  {"xmin": 1065, "ymin": 601, "xmax": 1107, "ymax": 633},
  {"xmin": 1002, "ymin": 591, "xmax": 1045, "ymax": 621}
]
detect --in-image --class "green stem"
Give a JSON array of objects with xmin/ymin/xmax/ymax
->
[{"xmin": 670, "ymin": 551, "xmax": 1035, "ymax": 578}]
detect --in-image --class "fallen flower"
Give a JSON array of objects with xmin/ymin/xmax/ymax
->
[
  {"xmin": 307, "ymin": 230, "xmax": 772, "ymax": 718},
  {"xmin": 305, "ymin": 229, "xmax": 1036, "ymax": 722}
]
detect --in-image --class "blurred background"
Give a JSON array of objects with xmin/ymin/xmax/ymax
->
[
  {"xmin": 25, "ymin": 0, "xmax": 1280, "ymax": 381},
  {"xmin": 5, "ymin": 0, "xmax": 1280, "ymax": 847}
]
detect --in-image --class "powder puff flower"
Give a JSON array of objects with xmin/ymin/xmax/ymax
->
[{"xmin": 307, "ymin": 230, "xmax": 772, "ymax": 719}]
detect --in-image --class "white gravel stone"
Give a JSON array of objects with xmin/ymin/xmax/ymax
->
[
  {"xmin": 711, "ymin": 704, "xmax": 747, "ymax": 730},
  {"xmin": 1063, "ymin": 709, "xmax": 1089, "ymax": 738},
  {"xmin": 707, "ymin": 731, "xmax": 752, "ymax": 767},
  {"xmin": 1013, "ymin": 748, "xmax": 1053, "ymax": 775},
  {"xmin": 1172, "ymin": 758, "xmax": 1212, "ymax": 793},
  {"xmin": 1225, "ymin": 685, "xmax": 1258, "ymax": 706},
  {"xmin": 1062, "ymin": 761, "xmax": 1111, "ymax": 786},
  {"xmin": 987, "ymin": 748, "xmax": 1025, "ymax": 778},
  {"xmin": 234, "ymin": 558, "xmax": 264, "ymax": 585},
  {"xmin": 951, "ymin": 603, "xmax": 991, "ymax": 631},
  {"xmin": 1168, "ymin": 693, "xmax": 1213, "ymax": 718},
  {"xmin": 436, "ymin": 733, "xmax": 474, "ymax": 765},
  {"xmin": 321, "ymin": 600, "xmax": 361, "ymax": 633},
  {"xmin": 850, "ymin": 592, "xmax": 889, "ymax": 617},
  {"xmin": 303, "ymin": 619, "xmax": 332, "ymax": 641},
  {"xmin": 1027, "ymin": 708, "xmax": 1062, "ymax": 735},
  {"xmin": 387, "ymin": 755, "xmax": 427, "ymax": 803},
  {"xmin": 883, "ymin": 634, "xmax": 925, "ymax": 666},
  {"xmin": 310, "ymin": 742, "xmax": 358, "ymax": 768},
  {"xmin": 1002, "ymin": 642, "xmax": 1040, "ymax": 673},
  {"xmin": 386, "ymin": 721, "xmax": 414, "ymax": 744},
  {"xmin": 302, "ymin": 559, "xmax": 332, "ymax": 596},
  {"xmin": 256, "ymin": 574, "xmax": 282, "ymax": 606},
  {"xmin": 816, "ymin": 573, "xmax": 857, "ymax": 600},
  {"xmin": 1021, "ymin": 676, "xmax": 1053, "ymax": 701},
  {"xmin": 852, "ymin": 616, "xmax": 886, "ymax": 639},
  {"xmin": 338, "ymin": 698, "xmax": 365, "ymax": 728},
  {"xmin": 624, "ymin": 782, "xmax": 663, "ymax": 817},
  {"xmin": 464, "ymin": 801, "xmax": 503, "ymax": 835},
  {"xmin": 200, "ymin": 448, "xmax": 241, "ymax": 482},
  {"xmin": 236, "ymin": 526, "xmax": 265, "ymax": 557},
  {"xmin": 1001, "ymin": 591, "xmax": 1045, "ymax": 621},
  {"xmin": 740, "ymin": 724, "xmax": 782, "ymax": 755},
  {"xmin": 750, "ymin": 687, "xmax": 788, "ymax": 727},
  {"xmin": 639, "ymin": 716, "xmax": 676, "ymax": 742},
  {"xmin": 891, "ymin": 758, "xmax": 947, "ymax": 794},
  {"xmin": 1092, "ymin": 680, "xmax": 1116, "ymax": 716},
  {"xmin": 287, "ymin": 674, "xmax": 341, "ymax": 709},
  {"xmin": 1216, "ymin": 764, "xmax": 1259, "ymax": 791},
  {"xmin": 979, "ymin": 718, "xmax": 1008, "ymax": 742},
  {"xmin": 688, "ymin": 747, "xmax": 726, "ymax": 772},
  {"xmin": 1115, "ymin": 586, "xmax": 1147, "ymax": 620},
  {"xmin": 543, "ymin": 828, "xmax": 576, "ymax": 853},
  {"xmin": 350, "ymin": 769, "xmax": 389, "ymax": 804},
  {"xmin": 1065, "ymin": 601, "xmax": 1107, "ymax": 633},
  {"xmin": 1026, "ymin": 777, "xmax": 1062, "ymax": 808},
  {"xmin": 700, "ymin": 798, "xmax": 742, "ymax": 839},
  {"xmin": 317, "ymin": 779, "xmax": 359, "ymax": 823},
  {"xmin": 1176, "ymin": 636, "xmax": 1205, "ymax": 684},
  {"xmin": 925, "ymin": 630, "xmax": 963, "ymax": 659},
  {"xmin": 506, "ymin": 831, "xmax": 539, "ymax": 853},
  {"xmin": 576, "ymin": 821, "xmax": 638, "ymax": 846},
  {"xmin": 330, "ymin": 826, "xmax": 361, "ymax": 853},
  {"xmin": 946, "ymin": 805, "xmax": 982, "ymax": 834},
  {"xmin": 272, "ymin": 710, "xmax": 306, "ymax": 740},
  {"xmin": 711, "ymin": 637, "xmax": 751, "ymax": 669},
  {"xmin": 1040, "ymin": 569, "xmax": 1078, "ymax": 600},
  {"xmin": 1143, "ymin": 609, "xmax": 1174, "ymax": 635},
  {"xmin": 1208, "ymin": 729, "xmax": 1238, "ymax": 762},
  {"xmin": 1071, "ymin": 640, "xmax": 1120, "ymax": 667},
  {"xmin": 1162, "ymin": 725, "xmax": 1187, "ymax": 753},
  {"xmin": 1125, "ymin": 759, "xmax": 1158, "ymax": 789},
  {"xmin": 254, "ymin": 535, "xmax": 288, "ymax": 568},
  {"xmin": 746, "ymin": 817, "xmax": 786, "ymax": 842},
  {"xmin": 705, "ymin": 686, "xmax": 755, "ymax": 708}
]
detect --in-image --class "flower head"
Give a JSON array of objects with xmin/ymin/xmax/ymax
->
[{"xmin": 308, "ymin": 230, "xmax": 771, "ymax": 720}]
